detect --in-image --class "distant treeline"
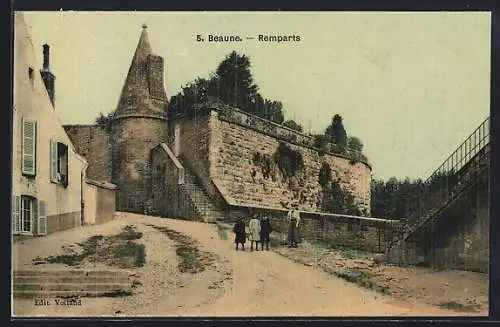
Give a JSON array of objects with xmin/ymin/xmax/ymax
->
[{"xmin": 371, "ymin": 170, "xmax": 457, "ymax": 220}]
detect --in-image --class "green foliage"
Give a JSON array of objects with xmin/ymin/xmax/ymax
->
[
  {"xmin": 167, "ymin": 51, "xmax": 285, "ymax": 124},
  {"xmin": 95, "ymin": 112, "xmax": 114, "ymax": 132},
  {"xmin": 325, "ymin": 114, "xmax": 348, "ymax": 151},
  {"xmin": 117, "ymin": 225, "xmax": 143, "ymax": 240},
  {"xmin": 252, "ymin": 152, "xmax": 274, "ymax": 179},
  {"xmin": 371, "ymin": 171, "xmax": 459, "ymax": 221},
  {"xmin": 283, "ymin": 120, "xmax": 303, "ymax": 132},
  {"xmin": 176, "ymin": 245, "xmax": 204, "ymax": 273},
  {"xmin": 323, "ymin": 267, "xmax": 390, "ymax": 295},
  {"xmin": 438, "ymin": 301, "xmax": 479, "ymax": 313},
  {"xmin": 313, "ymin": 134, "xmax": 328, "ymax": 149},
  {"xmin": 273, "ymin": 143, "xmax": 303, "ymax": 180},
  {"xmin": 216, "ymin": 224, "xmax": 229, "ymax": 240},
  {"xmin": 318, "ymin": 162, "xmax": 332, "ymax": 188},
  {"xmin": 114, "ymin": 242, "xmax": 146, "ymax": 267},
  {"xmin": 371, "ymin": 177, "xmax": 427, "ymax": 220},
  {"xmin": 348, "ymin": 136, "xmax": 364, "ymax": 152},
  {"xmin": 32, "ymin": 226, "xmax": 146, "ymax": 268},
  {"xmin": 321, "ymin": 179, "xmax": 362, "ymax": 216}
]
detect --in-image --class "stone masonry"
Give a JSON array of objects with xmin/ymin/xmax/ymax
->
[
  {"xmin": 170, "ymin": 105, "xmax": 372, "ymax": 215},
  {"xmin": 66, "ymin": 25, "xmax": 371, "ymax": 223},
  {"xmin": 63, "ymin": 125, "xmax": 112, "ymax": 182}
]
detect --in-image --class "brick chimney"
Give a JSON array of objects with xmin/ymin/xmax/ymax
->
[{"xmin": 40, "ymin": 44, "xmax": 56, "ymax": 107}]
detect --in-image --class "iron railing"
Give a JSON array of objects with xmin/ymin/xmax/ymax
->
[{"xmin": 408, "ymin": 116, "xmax": 490, "ymax": 228}]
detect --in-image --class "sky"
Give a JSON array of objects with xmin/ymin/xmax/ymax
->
[{"xmin": 20, "ymin": 11, "xmax": 491, "ymax": 181}]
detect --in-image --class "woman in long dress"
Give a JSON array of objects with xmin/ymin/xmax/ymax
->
[
  {"xmin": 260, "ymin": 216, "xmax": 272, "ymax": 251},
  {"xmin": 248, "ymin": 215, "xmax": 262, "ymax": 251},
  {"xmin": 233, "ymin": 218, "xmax": 246, "ymax": 251}
]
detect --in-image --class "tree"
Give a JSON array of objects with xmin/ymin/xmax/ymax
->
[
  {"xmin": 167, "ymin": 51, "xmax": 288, "ymax": 125},
  {"xmin": 95, "ymin": 111, "xmax": 114, "ymax": 132},
  {"xmin": 325, "ymin": 114, "xmax": 347, "ymax": 151},
  {"xmin": 322, "ymin": 180, "xmax": 361, "ymax": 216},
  {"xmin": 264, "ymin": 99, "xmax": 285, "ymax": 124},
  {"xmin": 283, "ymin": 120, "xmax": 303, "ymax": 132},
  {"xmin": 370, "ymin": 176, "xmax": 429, "ymax": 220},
  {"xmin": 348, "ymin": 136, "xmax": 364, "ymax": 152},
  {"xmin": 168, "ymin": 77, "xmax": 219, "ymax": 119},
  {"xmin": 215, "ymin": 51, "xmax": 258, "ymax": 109}
]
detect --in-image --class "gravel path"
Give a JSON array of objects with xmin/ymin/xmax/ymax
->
[{"xmin": 12, "ymin": 213, "xmax": 485, "ymax": 317}]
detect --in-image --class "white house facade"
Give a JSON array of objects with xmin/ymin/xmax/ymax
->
[{"xmin": 12, "ymin": 13, "xmax": 88, "ymax": 237}]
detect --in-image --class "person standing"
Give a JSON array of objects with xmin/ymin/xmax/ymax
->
[
  {"xmin": 248, "ymin": 214, "xmax": 262, "ymax": 251},
  {"xmin": 233, "ymin": 217, "xmax": 246, "ymax": 251},
  {"xmin": 287, "ymin": 204, "xmax": 301, "ymax": 248},
  {"xmin": 260, "ymin": 216, "xmax": 272, "ymax": 251}
]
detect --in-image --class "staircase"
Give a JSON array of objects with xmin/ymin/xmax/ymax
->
[
  {"xmin": 178, "ymin": 160, "xmax": 226, "ymax": 223},
  {"xmin": 388, "ymin": 117, "xmax": 490, "ymax": 263},
  {"xmin": 12, "ymin": 270, "xmax": 134, "ymax": 299}
]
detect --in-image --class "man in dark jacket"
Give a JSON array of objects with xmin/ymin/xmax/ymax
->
[
  {"xmin": 260, "ymin": 216, "xmax": 272, "ymax": 251},
  {"xmin": 233, "ymin": 218, "xmax": 246, "ymax": 251}
]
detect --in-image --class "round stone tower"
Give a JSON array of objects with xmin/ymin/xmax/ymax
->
[{"xmin": 111, "ymin": 25, "xmax": 168, "ymax": 213}]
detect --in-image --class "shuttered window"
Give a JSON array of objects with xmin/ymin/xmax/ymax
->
[
  {"xmin": 37, "ymin": 200, "xmax": 47, "ymax": 235},
  {"xmin": 50, "ymin": 140, "xmax": 58, "ymax": 182},
  {"xmin": 22, "ymin": 119, "xmax": 37, "ymax": 176},
  {"xmin": 12, "ymin": 195, "xmax": 21, "ymax": 233},
  {"xmin": 21, "ymin": 196, "xmax": 34, "ymax": 233}
]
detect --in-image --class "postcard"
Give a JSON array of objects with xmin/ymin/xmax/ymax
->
[{"xmin": 11, "ymin": 11, "xmax": 490, "ymax": 317}]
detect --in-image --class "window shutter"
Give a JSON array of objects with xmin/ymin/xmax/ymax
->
[
  {"xmin": 61, "ymin": 148, "xmax": 68, "ymax": 177},
  {"xmin": 50, "ymin": 140, "xmax": 57, "ymax": 181},
  {"xmin": 37, "ymin": 200, "xmax": 47, "ymax": 235},
  {"xmin": 22, "ymin": 119, "xmax": 36, "ymax": 175},
  {"xmin": 12, "ymin": 195, "xmax": 20, "ymax": 233}
]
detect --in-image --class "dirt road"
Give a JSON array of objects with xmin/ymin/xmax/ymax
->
[{"xmin": 12, "ymin": 213, "xmax": 482, "ymax": 317}]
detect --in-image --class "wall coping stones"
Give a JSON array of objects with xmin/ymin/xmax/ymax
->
[
  {"xmin": 112, "ymin": 113, "xmax": 166, "ymax": 121},
  {"xmin": 176, "ymin": 102, "xmax": 371, "ymax": 169},
  {"xmin": 85, "ymin": 179, "xmax": 117, "ymax": 190},
  {"xmin": 155, "ymin": 143, "xmax": 185, "ymax": 185},
  {"xmin": 226, "ymin": 201, "xmax": 401, "ymax": 224}
]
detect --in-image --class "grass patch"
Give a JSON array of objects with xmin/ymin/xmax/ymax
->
[
  {"xmin": 324, "ymin": 266, "xmax": 390, "ymax": 295},
  {"xmin": 439, "ymin": 301, "xmax": 479, "ymax": 312},
  {"xmin": 216, "ymin": 224, "xmax": 229, "ymax": 240},
  {"xmin": 116, "ymin": 225, "xmax": 143, "ymax": 240},
  {"xmin": 102, "ymin": 290, "xmax": 134, "ymax": 297},
  {"xmin": 328, "ymin": 244, "xmax": 371, "ymax": 260},
  {"xmin": 176, "ymin": 245, "xmax": 203, "ymax": 273},
  {"xmin": 113, "ymin": 242, "xmax": 146, "ymax": 267},
  {"xmin": 32, "ymin": 226, "xmax": 146, "ymax": 269},
  {"xmin": 146, "ymin": 224, "xmax": 217, "ymax": 274}
]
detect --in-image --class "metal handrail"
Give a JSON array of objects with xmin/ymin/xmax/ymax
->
[{"xmin": 408, "ymin": 116, "xmax": 490, "ymax": 226}]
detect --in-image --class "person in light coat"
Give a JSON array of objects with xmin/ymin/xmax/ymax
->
[
  {"xmin": 287, "ymin": 203, "xmax": 301, "ymax": 248},
  {"xmin": 248, "ymin": 214, "xmax": 262, "ymax": 251}
]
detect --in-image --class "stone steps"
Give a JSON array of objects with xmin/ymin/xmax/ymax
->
[
  {"xmin": 182, "ymin": 167, "xmax": 225, "ymax": 223},
  {"xmin": 12, "ymin": 270, "xmax": 134, "ymax": 299},
  {"xmin": 13, "ymin": 276, "xmax": 128, "ymax": 284},
  {"xmin": 13, "ymin": 269, "xmax": 132, "ymax": 277},
  {"xmin": 14, "ymin": 290, "xmax": 131, "ymax": 299},
  {"xmin": 13, "ymin": 283, "xmax": 132, "ymax": 292}
]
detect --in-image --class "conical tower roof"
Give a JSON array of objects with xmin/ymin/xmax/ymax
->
[{"xmin": 114, "ymin": 25, "xmax": 167, "ymax": 119}]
